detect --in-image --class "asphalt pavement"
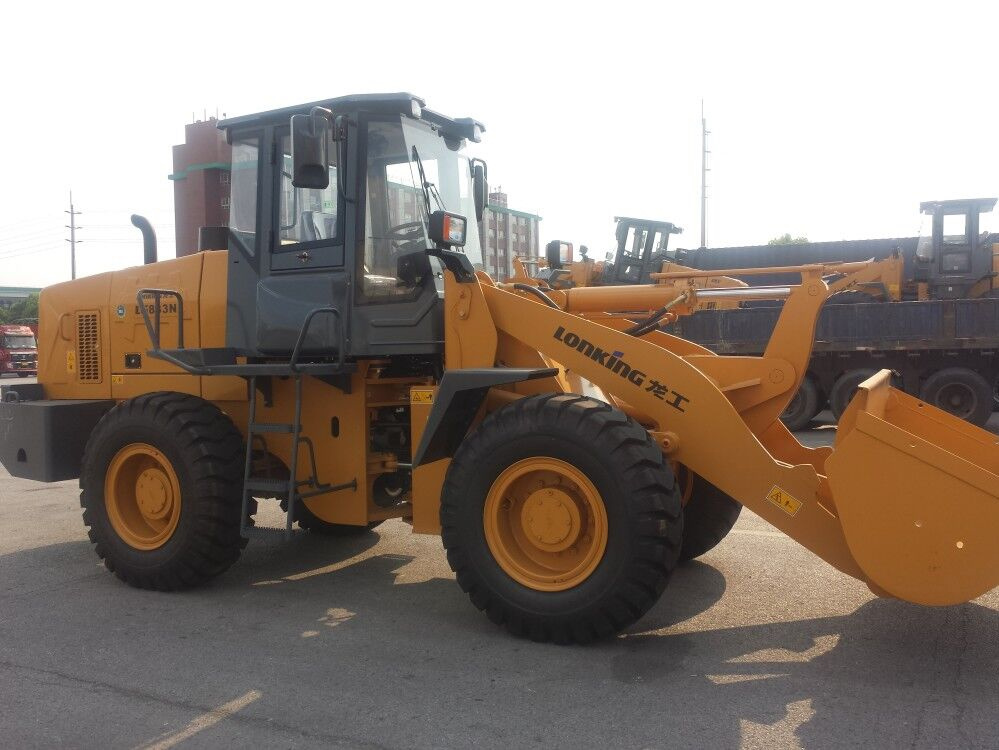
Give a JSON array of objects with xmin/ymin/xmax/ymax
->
[{"xmin": 1, "ymin": 390, "xmax": 998, "ymax": 749}]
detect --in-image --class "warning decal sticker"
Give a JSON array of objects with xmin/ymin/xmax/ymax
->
[{"xmin": 766, "ymin": 485, "xmax": 803, "ymax": 517}]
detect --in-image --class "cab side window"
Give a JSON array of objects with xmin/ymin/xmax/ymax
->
[
  {"xmin": 229, "ymin": 137, "xmax": 260, "ymax": 255},
  {"xmin": 276, "ymin": 134, "xmax": 339, "ymax": 249}
]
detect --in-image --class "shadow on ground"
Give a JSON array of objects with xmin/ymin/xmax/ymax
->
[{"xmin": 1, "ymin": 532, "xmax": 997, "ymax": 748}]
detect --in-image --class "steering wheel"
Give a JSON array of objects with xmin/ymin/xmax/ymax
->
[{"xmin": 385, "ymin": 221, "xmax": 425, "ymax": 242}]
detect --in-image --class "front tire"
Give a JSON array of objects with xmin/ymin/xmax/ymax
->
[
  {"xmin": 676, "ymin": 468, "xmax": 742, "ymax": 562},
  {"xmin": 441, "ymin": 394, "xmax": 682, "ymax": 643},
  {"xmin": 80, "ymin": 392, "xmax": 245, "ymax": 590}
]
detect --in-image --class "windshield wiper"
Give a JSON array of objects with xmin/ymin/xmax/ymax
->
[{"xmin": 411, "ymin": 146, "xmax": 446, "ymax": 224}]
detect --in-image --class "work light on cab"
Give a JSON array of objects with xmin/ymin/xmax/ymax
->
[{"xmin": 430, "ymin": 211, "xmax": 467, "ymax": 248}]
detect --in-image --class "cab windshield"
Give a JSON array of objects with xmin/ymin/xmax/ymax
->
[
  {"xmin": 2, "ymin": 335, "xmax": 35, "ymax": 349},
  {"xmin": 363, "ymin": 117, "xmax": 483, "ymax": 299}
]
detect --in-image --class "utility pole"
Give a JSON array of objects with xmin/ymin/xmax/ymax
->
[
  {"xmin": 700, "ymin": 100, "xmax": 710, "ymax": 249},
  {"xmin": 65, "ymin": 191, "xmax": 82, "ymax": 280}
]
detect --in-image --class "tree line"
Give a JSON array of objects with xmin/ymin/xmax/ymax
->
[{"xmin": 0, "ymin": 294, "xmax": 39, "ymax": 325}]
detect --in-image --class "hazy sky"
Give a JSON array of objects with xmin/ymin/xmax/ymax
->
[{"xmin": 1, "ymin": 0, "xmax": 996, "ymax": 288}]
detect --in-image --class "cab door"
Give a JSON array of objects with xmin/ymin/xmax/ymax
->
[
  {"xmin": 254, "ymin": 127, "xmax": 351, "ymax": 354},
  {"xmin": 347, "ymin": 116, "xmax": 443, "ymax": 357}
]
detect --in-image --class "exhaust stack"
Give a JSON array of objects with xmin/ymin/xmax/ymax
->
[{"xmin": 130, "ymin": 215, "xmax": 157, "ymax": 264}]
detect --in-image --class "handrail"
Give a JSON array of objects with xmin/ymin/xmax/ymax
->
[
  {"xmin": 290, "ymin": 307, "xmax": 345, "ymax": 373},
  {"xmin": 136, "ymin": 288, "xmax": 186, "ymax": 350}
]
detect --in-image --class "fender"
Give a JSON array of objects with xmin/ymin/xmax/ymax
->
[{"xmin": 412, "ymin": 367, "xmax": 557, "ymax": 466}]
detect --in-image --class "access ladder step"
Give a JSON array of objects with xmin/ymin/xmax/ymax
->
[
  {"xmin": 249, "ymin": 422, "xmax": 294, "ymax": 434},
  {"xmin": 245, "ymin": 478, "xmax": 293, "ymax": 495}
]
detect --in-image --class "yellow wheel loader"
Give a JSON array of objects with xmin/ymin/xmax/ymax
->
[{"xmin": 2, "ymin": 94, "xmax": 997, "ymax": 643}]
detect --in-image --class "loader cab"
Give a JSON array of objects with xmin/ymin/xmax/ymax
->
[
  {"xmin": 602, "ymin": 217, "xmax": 683, "ymax": 285},
  {"xmin": 220, "ymin": 94, "xmax": 486, "ymax": 361},
  {"xmin": 914, "ymin": 197, "xmax": 997, "ymax": 299}
]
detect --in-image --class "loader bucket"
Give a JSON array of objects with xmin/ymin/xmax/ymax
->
[{"xmin": 826, "ymin": 370, "xmax": 999, "ymax": 605}]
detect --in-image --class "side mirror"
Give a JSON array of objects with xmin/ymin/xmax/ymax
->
[
  {"xmin": 545, "ymin": 240, "xmax": 572, "ymax": 270},
  {"xmin": 291, "ymin": 107, "xmax": 332, "ymax": 189},
  {"xmin": 472, "ymin": 159, "xmax": 488, "ymax": 223}
]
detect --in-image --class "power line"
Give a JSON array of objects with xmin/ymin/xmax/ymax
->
[
  {"xmin": 0, "ymin": 227, "xmax": 64, "ymax": 243},
  {"xmin": 0, "ymin": 241, "xmax": 66, "ymax": 256},
  {"xmin": 0, "ymin": 246, "xmax": 63, "ymax": 262},
  {"xmin": 0, "ymin": 216, "xmax": 62, "ymax": 232}
]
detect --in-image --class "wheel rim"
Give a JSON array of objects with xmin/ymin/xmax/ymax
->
[
  {"xmin": 934, "ymin": 382, "xmax": 977, "ymax": 419},
  {"xmin": 672, "ymin": 462, "xmax": 694, "ymax": 507},
  {"xmin": 105, "ymin": 443, "xmax": 182, "ymax": 550},
  {"xmin": 483, "ymin": 457, "xmax": 608, "ymax": 592}
]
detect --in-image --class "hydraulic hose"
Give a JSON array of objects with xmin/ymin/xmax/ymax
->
[
  {"xmin": 513, "ymin": 283, "xmax": 560, "ymax": 309},
  {"xmin": 626, "ymin": 290, "xmax": 690, "ymax": 337}
]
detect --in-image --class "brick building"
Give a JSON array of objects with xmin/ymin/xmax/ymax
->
[
  {"xmin": 479, "ymin": 189, "xmax": 541, "ymax": 280},
  {"xmin": 168, "ymin": 119, "xmax": 232, "ymax": 257}
]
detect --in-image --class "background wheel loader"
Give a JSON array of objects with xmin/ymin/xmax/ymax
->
[{"xmin": 2, "ymin": 93, "xmax": 998, "ymax": 644}]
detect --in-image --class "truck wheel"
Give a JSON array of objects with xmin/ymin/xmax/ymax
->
[
  {"xmin": 440, "ymin": 393, "xmax": 682, "ymax": 643},
  {"xmin": 829, "ymin": 369, "xmax": 877, "ymax": 419},
  {"xmin": 80, "ymin": 392, "xmax": 245, "ymax": 590},
  {"xmin": 676, "ymin": 468, "xmax": 742, "ymax": 562},
  {"xmin": 780, "ymin": 375, "xmax": 820, "ymax": 431},
  {"xmin": 920, "ymin": 367, "xmax": 993, "ymax": 426}
]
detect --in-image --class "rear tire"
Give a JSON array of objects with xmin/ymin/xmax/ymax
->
[
  {"xmin": 80, "ymin": 392, "xmax": 245, "ymax": 590},
  {"xmin": 920, "ymin": 367, "xmax": 993, "ymax": 426},
  {"xmin": 829, "ymin": 369, "xmax": 878, "ymax": 419},
  {"xmin": 441, "ymin": 393, "xmax": 682, "ymax": 644},
  {"xmin": 780, "ymin": 374, "xmax": 820, "ymax": 431},
  {"xmin": 677, "ymin": 469, "xmax": 742, "ymax": 562}
]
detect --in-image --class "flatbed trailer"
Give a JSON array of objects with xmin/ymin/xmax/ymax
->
[{"xmin": 671, "ymin": 295, "xmax": 999, "ymax": 426}]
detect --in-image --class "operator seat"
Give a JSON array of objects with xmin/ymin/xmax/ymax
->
[{"xmin": 301, "ymin": 211, "xmax": 319, "ymax": 242}]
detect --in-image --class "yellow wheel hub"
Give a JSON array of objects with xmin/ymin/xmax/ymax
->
[
  {"xmin": 484, "ymin": 457, "xmax": 608, "ymax": 592},
  {"xmin": 105, "ymin": 443, "xmax": 182, "ymax": 550},
  {"xmin": 673, "ymin": 462, "xmax": 694, "ymax": 507}
]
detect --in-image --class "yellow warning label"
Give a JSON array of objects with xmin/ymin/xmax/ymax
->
[
  {"xmin": 410, "ymin": 388, "xmax": 434, "ymax": 404},
  {"xmin": 112, "ymin": 375, "xmax": 124, "ymax": 385},
  {"xmin": 766, "ymin": 485, "xmax": 803, "ymax": 516},
  {"xmin": 66, "ymin": 350, "xmax": 76, "ymax": 374}
]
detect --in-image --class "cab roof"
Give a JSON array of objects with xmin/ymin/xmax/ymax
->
[
  {"xmin": 920, "ymin": 198, "xmax": 997, "ymax": 215},
  {"xmin": 614, "ymin": 216, "xmax": 684, "ymax": 235},
  {"xmin": 218, "ymin": 92, "xmax": 484, "ymax": 144}
]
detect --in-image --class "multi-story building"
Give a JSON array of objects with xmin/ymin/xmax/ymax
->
[
  {"xmin": 169, "ymin": 119, "xmax": 232, "ymax": 257},
  {"xmin": 479, "ymin": 190, "xmax": 541, "ymax": 280}
]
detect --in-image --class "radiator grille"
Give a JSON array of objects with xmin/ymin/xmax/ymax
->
[{"xmin": 76, "ymin": 312, "xmax": 101, "ymax": 383}]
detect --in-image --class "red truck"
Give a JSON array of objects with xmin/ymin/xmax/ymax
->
[{"xmin": 0, "ymin": 324, "xmax": 37, "ymax": 377}]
